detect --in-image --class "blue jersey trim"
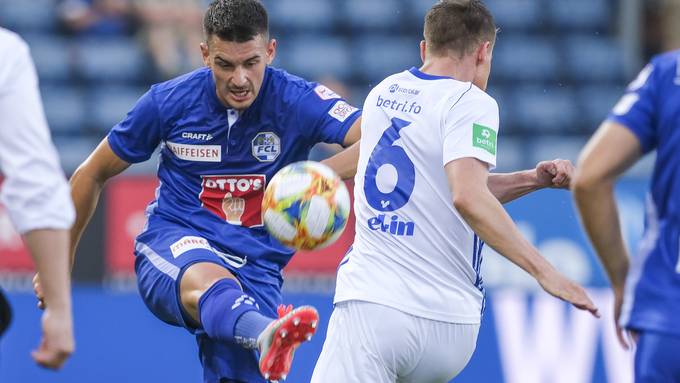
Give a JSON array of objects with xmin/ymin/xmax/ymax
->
[{"xmin": 408, "ymin": 67, "xmax": 453, "ymax": 81}]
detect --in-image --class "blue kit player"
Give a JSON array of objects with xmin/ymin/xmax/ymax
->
[
  {"xmin": 45, "ymin": 0, "xmax": 361, "ymax": 381},
  {"xmin": 573, "ymin": 50, "xmax": 680, "ymax": 382}
]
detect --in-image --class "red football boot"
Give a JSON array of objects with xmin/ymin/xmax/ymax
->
[{"xmin": 257, "ymin": 304, "xmax": 319, "ymax": 382}]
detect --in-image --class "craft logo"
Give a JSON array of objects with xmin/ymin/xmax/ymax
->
[{"xmin": 181, "ymin": 132, "xmax": 214, "ymax": 141}]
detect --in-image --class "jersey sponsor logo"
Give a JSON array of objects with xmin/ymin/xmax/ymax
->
[
  {"xmin": 388, "ymin": 83, "xmax": 421, "ymax": 96},
  {"xmin": 181, "ymin": 132, "xmax": 214, "ymax": 141},
  {"xmin": 367, "ymin": 214, "xmax": 415, "ymax": 237},
  {"xmin": 251, "ymin": 132, "xmax": 280, "ymax": 162},
  {"xmin": 199, "ymin": 174, "xmax": 266, "ymax": 227},
  {"xmin": 328, "ymin": 100, "xmax": 359, "ymax": 122},
  {"xmin": 472, "ymin": 123, "xmax": 496, "ymax": 155},
  {"xmin": 314, "ymin": 85, "xmax": 341, "ymax": 100},
  {"xmin": 376, "ymin": 95, "xmax": 422, "ymax": 114},
  {"xmin": 166, "ymin": 141, "xmax": 221, "ymax": 162},
  {"xmin": 170, "ymin": 236, "xmax": 212, "ymax": 258}
]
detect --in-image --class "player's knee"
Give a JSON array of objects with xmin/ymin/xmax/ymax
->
[{"xmin": 179, "ymin": 262, "xmax": 240, "ymax": 321}]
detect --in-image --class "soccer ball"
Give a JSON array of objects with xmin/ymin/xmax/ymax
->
[{"xmin": 262, "ymin": 161, "xmax": 350, "ymax": 250}]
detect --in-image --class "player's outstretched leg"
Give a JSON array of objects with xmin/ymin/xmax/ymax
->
[
  {"xmin": 198, "ymin": 278, "xmax": 318, "ymax": 381},
  {"xmin": 257, "ymin": 304, "xmax": 319, "ymax": 382},
  {"xmin": 199, "ymin": 278, "xmax": 276, "ymax": 349}
]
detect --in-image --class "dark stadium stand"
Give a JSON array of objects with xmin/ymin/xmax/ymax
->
[{"xmin": 0, "ymin": 0, "xmax": 629, "ymax": 173}]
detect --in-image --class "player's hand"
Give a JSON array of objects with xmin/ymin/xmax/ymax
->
[
  {"xmin": 32, "ymin": 273, "xmax": 45, "ymax": 310},
  {"xmin": 536, "ymin": 267, "xmax": 600, "ymax": 318},
  {"xmin": 222, "ymin": 193, "xmax": 246, "ymax": 224},
  {"xmin": 536, "ymin": 159, "xmax": 574, "ymax": 189},
  {"xmin": 31, "ymin": 307, "xmax": 74, "ymax": 370}
]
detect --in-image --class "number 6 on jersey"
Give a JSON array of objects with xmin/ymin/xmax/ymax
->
[{"xmin": 364, "ymin": 117, "xmax": 416, "ymax": 212}]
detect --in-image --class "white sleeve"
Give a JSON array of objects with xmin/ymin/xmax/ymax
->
[
  {"xmin": 0, "ymin": 32, "xmax": 75, "ymax": 234},
  {"xmin": 441, "ymin": 87, "xmax": 500, "ymax": 170}
]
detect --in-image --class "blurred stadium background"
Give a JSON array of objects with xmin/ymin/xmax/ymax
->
[{"xmin": 1, "ymin": 0, "xmax": 678, "ymax": 382}]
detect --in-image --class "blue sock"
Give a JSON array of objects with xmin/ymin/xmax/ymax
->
[
  {"xmin": 198, "ymin": 278, "xmax": 272, "ymax": 349},
  {"xmin": 234, "ymin": 310, "xmax": 274, "ymax": 348}
]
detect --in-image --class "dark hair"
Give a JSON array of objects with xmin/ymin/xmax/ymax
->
[
  {"xmin": 203, "ymin": 0, "xmax": 269, "ymax": 43},
  {"xmin": 424, "ymin": 0, "xmax": 496, "ymax": 56}
]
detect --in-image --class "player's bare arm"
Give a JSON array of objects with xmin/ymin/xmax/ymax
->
[
  {"xmin": 488, "ymin": 159, "xmax": 574, "ymax": 204},
  {"xmin": 33, "ymin": 138, "xmax": 130, "ymax": 307},
  {"xmin": 446, "ymin": 157, "xmax": 599, "ymax": 317},
  {"xmin": 70, "ymin": 138, "xmax": 130, "ymax": 262},
  {"xmin": 572, "ymin": 121, "xmax": 642, "ymax": 348},
  {"xmin": 24, "ymin": 229, "xmax": 74, "ymax": 369},
  {"xmin": 69, "ymin": 138, "xmax": 130, "ymax": 260},
  {"xmin": 322, "ymin": 116, "xmax": 361, "ymax": 179}
]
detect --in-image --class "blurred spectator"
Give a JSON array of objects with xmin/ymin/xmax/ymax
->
[
  {"xmin": 643, "ymin": 0, "xmax": 680, "ymax": 57},
  {"xmin": 661, "ymin": 0, "xmax": 680, "ymax": 50},
  {"xmin": 58, "ymin": 0, "xmax": 137, "ymax": 37},
  {"xmin": 642, "ymin": 0, "xmax": 665, "ymax": 59},
  {"xmin": 134, "ymin": 0, "xmax": 205, "ymax": 79}
]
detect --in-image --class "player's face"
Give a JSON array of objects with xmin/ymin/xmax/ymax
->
[
  {"xmin": 472, "ymin": 41, "xmax": 494, "ymax": 91},
  {"xmin": 201, "ymin": 34, "xmax": 276, "ymax": 110}
]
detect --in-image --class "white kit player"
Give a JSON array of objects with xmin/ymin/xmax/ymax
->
[
  {"xmin": 0, "ymin": 27, "xmax": 75, "ymax": 369},
  {"xmin": 312, "ymin": 1, "xmax": 600, "ymax": 382}
]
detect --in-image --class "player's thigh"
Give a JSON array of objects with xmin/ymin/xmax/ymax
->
[
  {"xmin": 179, "ymin": 261, "xmax": 239, "ymax": 321},
  {"xmin": 135, "ymin": 233, "xmax": 233, "ymax": 330},
  {"xmin": 399, "ymin": 322, "xmax": 479, "ymax": 383},
  {"xmin": 311, "ymin": 301, "xmax": 415, "ymax": 383},
  {"xmin": 635, "ymin": 330, "xmax": 680, "ymax": 383}
]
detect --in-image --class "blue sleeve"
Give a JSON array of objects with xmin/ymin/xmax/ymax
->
[
  {"xmin": 107, "ymin": 89, "xmax": 162, "ymax": 163},
  {"xmin": 295, "ymin": 85, "xmax": 361, "ymax": 146},
  {"xmin": 607, "ymin": 62, "xmax": 658, "ymax": 153}
]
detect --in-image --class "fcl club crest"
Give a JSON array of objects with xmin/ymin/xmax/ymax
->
[{"xmin": 251, "ymin": 132, "xmax": 280, "ymax": 162}]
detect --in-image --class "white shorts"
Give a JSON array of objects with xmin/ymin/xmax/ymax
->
[{"xmin": 311, "ymin": 300, "xmax": 480, "ymax": 383}]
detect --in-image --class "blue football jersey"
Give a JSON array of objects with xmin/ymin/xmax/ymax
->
[
  {"xmin": 108, "ymin": 66, "xmax": 360, "ymax": 278},
  {"xmin": 608, "ymin": 50, "xmax": 680, "ymax": 336}
]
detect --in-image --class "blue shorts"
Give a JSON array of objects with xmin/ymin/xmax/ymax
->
[
  {"xmin": 134, "ymin": 221, "xmax": 282, "ymax": 383},
  {"xmin": 635, "ymin": 330, "xmax": 680, "ymax": 382}
]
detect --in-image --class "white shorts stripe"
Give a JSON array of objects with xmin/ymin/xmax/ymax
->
[{"xmin": 135, "ymin": 241, "xmax": 180, "ymax": 280}]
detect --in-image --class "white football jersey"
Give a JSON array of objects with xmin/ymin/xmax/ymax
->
[
  {"xmin": 334, "ymin": 67, "xmax": 499, "ymax": 323},
  {"xmin": 0, "ymin": 28, "xmax": 74, "ymax": 234}
]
